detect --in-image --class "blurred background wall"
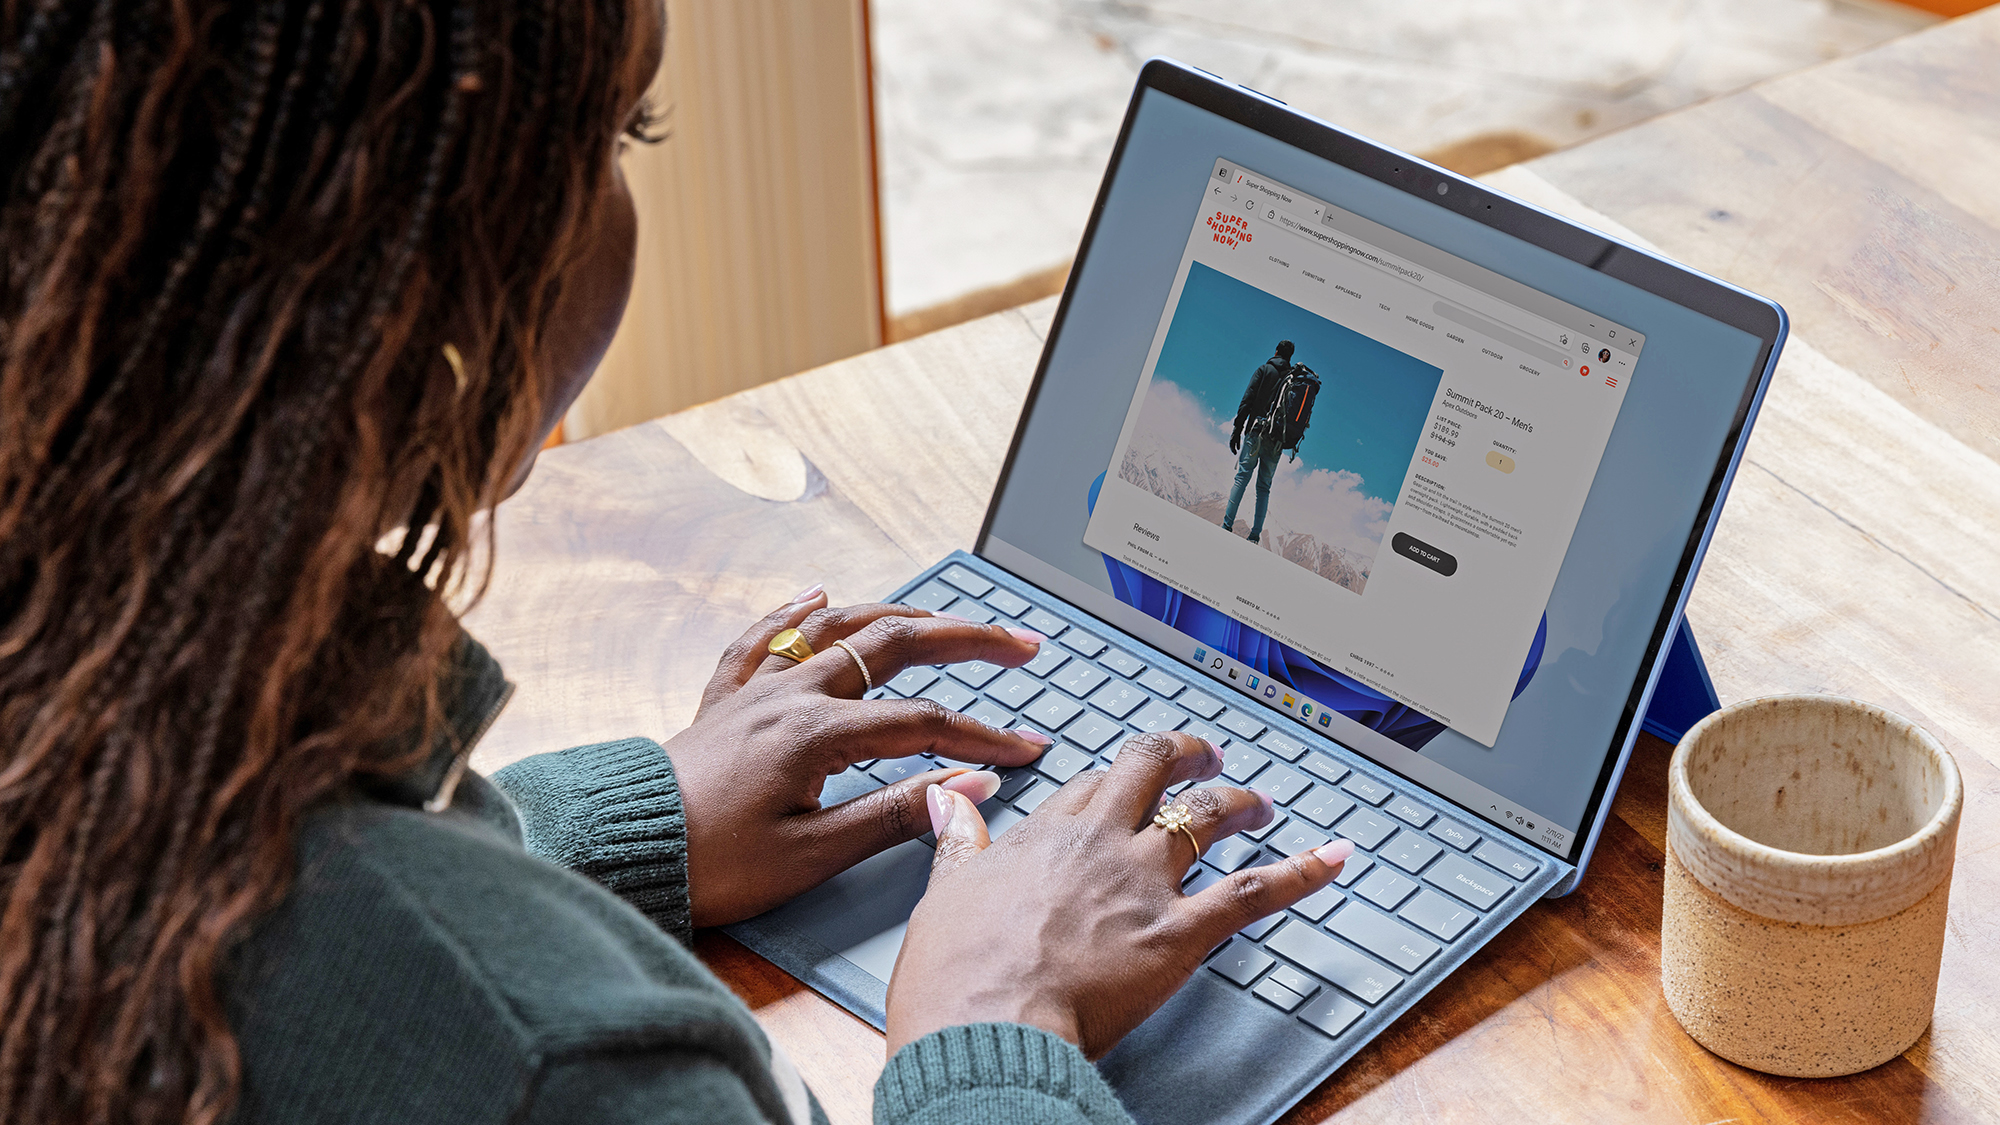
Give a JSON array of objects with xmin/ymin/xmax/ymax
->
[{"xmin": 569, "ymin": 0, "xmax": 1949, "ymax": 441}]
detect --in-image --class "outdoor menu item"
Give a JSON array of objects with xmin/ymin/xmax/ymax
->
[{"xmin": 1663, "ymin": 695, "xmax": 1962, "ymax": 1076}]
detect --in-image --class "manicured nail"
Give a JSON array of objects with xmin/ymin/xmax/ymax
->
[
  {"xmin": 1007, "ymin": 628, "xmax": 1045, "ymax": 645},
  {"xmin": 790, "ymin": 583, "xmax": 823, "ymax": 604},
  {"xmin": 926, "ymin": 784, "xmax": 951, "ymax": 836},
  {"xmin": 1012, "ymin": 726, "xmax": 1053, "ymax": 747},
  {"xmin": 1256, "ymin": 789, "xmax": 1274, "ymax": 813},
  {"xmin": 941, "ymin": 770, "xmax": 1001, "ymax": 804},
  {"xmin": 1207, "ymin": 739, "xmax": 1226, "ymax": 765},
  {"xmin": 1313, "ymin": 838, "xmax": 1357, "ymax": 867}
]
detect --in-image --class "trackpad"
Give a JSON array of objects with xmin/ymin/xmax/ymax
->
[{"xmin": 760, "ymin": 837, "xmax": 933, "ymax": 983}]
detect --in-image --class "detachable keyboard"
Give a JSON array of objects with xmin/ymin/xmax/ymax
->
[{"xmin": 833, "ymin": 558, "xmax": 1553, "ymax": 1043}]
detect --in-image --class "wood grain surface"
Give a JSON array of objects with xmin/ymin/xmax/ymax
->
[{"xmin": 464, "ymin": 11, "xmax": 2000, "ymax": 1123}]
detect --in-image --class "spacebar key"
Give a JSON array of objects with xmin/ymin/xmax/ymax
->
[{"xmin": 1265, "ymin": 920, "xmax": 1402, "ymax": 1005}]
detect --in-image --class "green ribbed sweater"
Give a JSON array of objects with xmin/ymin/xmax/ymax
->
[{"xmin": 223, "ymin": 640, "xmax": 1133, "ymax": 1125}]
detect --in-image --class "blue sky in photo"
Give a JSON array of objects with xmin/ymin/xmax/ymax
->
[{"xmin": 1154, "ymin": 261, "xmax": 1443, "ymax": 499}]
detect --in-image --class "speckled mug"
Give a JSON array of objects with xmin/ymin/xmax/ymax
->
[{"xmin": 1663, "ymin": 695, "xmax": 1961, "ymax": 1077}]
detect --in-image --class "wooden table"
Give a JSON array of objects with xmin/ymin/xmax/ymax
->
[{"xmin": 466, "ymin": 11, "xmax": 2000, "ymax": 1122}]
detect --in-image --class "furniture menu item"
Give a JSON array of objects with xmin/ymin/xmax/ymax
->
[{"xmin": 466, "ymin": 10, "xmax": 2000, "ymax": 1122}]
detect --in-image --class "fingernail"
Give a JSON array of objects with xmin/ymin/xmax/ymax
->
[
  {"xmin": 790, "ymin": 583, "xmax": 823, "ymax": 604},
  {"xmin": 1256, "ymin": 789, "xmax": 1274, "ymax": 813},
  {"xmin": 926, "ymin": 784, "xmax": 951, "ymax": 837},
  {"xmin": 1007, "ymin": 628, "xmax": 1045, "ymax": 645},
  {"xmin": 945, "ymin": 790, "xmax": 983, "ymax": 835},
  {"xmin": 941, "ymin": 770, "xmax": 1001, "ymax": 804},
  {"xmin": 1208, "ymin": 739, "xmax": 1226, "ymax": 765},
  {"xmin": 1012, "ymin": 726, "xmax": 1053, "ymax": 747},
  {"xmin": 1313, "ymin": 838, "xmax": 1357, "ymax": 867}
]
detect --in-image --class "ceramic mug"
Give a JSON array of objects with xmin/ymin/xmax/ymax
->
[{"xmin": 1662, "ymin": 694, "xmax": 1961, "ymax": 1077}]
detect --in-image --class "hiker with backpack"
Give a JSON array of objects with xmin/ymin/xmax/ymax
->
[{"xmin": 1222, "ymin": 339, "xmax": 1322, "ymax": 543}]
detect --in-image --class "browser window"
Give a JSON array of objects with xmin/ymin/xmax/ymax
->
[{"xmin": 1082, "ymin": 158, "xmax": 1644, "ymax": 748}]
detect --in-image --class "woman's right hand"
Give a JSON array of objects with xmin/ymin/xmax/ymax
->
[{"xmin": 883, "ymin": 731, "xmax": 1355, "ymax": 1059}]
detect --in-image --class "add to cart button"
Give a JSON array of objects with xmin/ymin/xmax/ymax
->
[{"xmin": 1391, "ymin": 532, "xmax": 1458, "ymax": 577}]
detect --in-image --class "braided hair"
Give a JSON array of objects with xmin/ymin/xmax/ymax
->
[{"xmin": 0, "ymin": 2, "xmax": 660, "ymax": 1121}]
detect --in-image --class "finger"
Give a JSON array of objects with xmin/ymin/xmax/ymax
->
[
  {"xmin": 1150, "ymin": 784, "xmax": 1271, "ymax": 872},
  {"xmin": 1184, "ymin": 838, "xmax": 1355, "ymax": 948},
  {"xmin": 1089, "ymin": 731, "xmax": 1225, "ymax": 827},
  {"xmin": 928, "ymin": 785, "xmax": 993, "ymax": 879},
  {"xmin": 789, "ymin": 611, "xmax": 1044, "ymax": 698},
  {"xmin": 826, "ymin": 697, "xmax": 1050, "ymax": 770},
  {"xmin": 699, "ymin": 586, "xmax": 828, "ymax": 715},
  {"xmin": 792, "ymin": 767, "xmax": 1000, "ymax": 878}
]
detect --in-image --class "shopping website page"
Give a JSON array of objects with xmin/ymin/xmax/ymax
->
[{"xmin": 1082, "ymin": 159, "xmax": 1644, "ymax": 748}]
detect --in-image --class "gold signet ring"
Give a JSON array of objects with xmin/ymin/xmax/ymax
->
[
  {"xmin": 1153, "ymin": 801, "xmax": 1199, "ymax": 861},
  {"xmin": 768, "ymin": 628, "xmax": 815, "ymax": 663}
]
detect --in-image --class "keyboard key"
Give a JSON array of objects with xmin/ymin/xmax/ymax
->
[
  {"xmin": 948, "ymin": 660, "xmax": 1006, "ymax": 689},
  {"xmin": 1021, "ymin": 608, "xmax": 1068, "ymax": 637},
  {"xmin": 1023, "ymin": 693, "xmax": 1083, "ymax": 730},
  {"xmin": 1014, "ymin": 779, "xmax": 1060, "ymax": 812},
  {"xmin": 1099, "ymin": 732, "xmax": 1130, "ymax": 760},
  {"xmin": 1087, "ymin": 680, "xmax": 1148, "ymax": 719},
  {"xmin": 1253, "ymin": 977, "xmax": 1307, "ymax": 1012},
  {"xmin": 1296, "ymin": 990, "xmax": 1365, "ymax": 1037},
  {"xmin": 1385, "ymin": 796, "xmax": 1436, "ymax": 828},
  {"xmin": 1182, "ymin": 866, "xmax": 1224, "ymax": 896},
  {"xmin": 907, "ymin": 582, "xmax": 962, "ymax": 613},
  {"xmin": 1475, "ymin": 839, "xmax": 1537, "ymax": 880},
  {"xmin": 964, "ymin": 699, "xmax": 1015, "ymax": 728},
  {"xmin": 985, "ymin": 588, "xmax": 1032, "ymax": 618},
  {"xmin": 1207, "ymin": 938, "xmax": 1273, "ymax": 986},
  {"xmin": 1266, "ymin": 920, "xmax": 1402, "ymax": 1005},
  {"xmin": 1429, "ymin": 818, "xmax": 1481, "ymax": 851},
  {"xmin": 1059, "ymin": 630, "xmax": 1107, "ymax": 658},
  {"xmin": 1023, "ymin": 646, "xmax": 1069, "ymax": 677},
  {"xmin": 984, "ymin": 806, "xmax": 1026, "ymax": 837},
  {"xmin": 1261, "ymin": 731, "xmax": 1307, "ymax": 762},
  {"xmin": 1204, "ymin": 835, "xmax": 1262, "ymax": 874},
  {"xmin": 1049, "ymin": 661, "xmax": 1110, "ymax": 699},
  {"xmin": 1240, "ymin": 913, "xmax": 1285, "ymax": 941},
  {"xmin": 887, "ymin": 666, "xmax": 941, "ymax": 697},
  {"xmin": 986, "ymin": 669, "xmax": 1045, "ymax": 710},
  {"xmin": 1128, "ymin": 701, "xmax": 1188, "ymax": 733},
  {"xmin": 1218, "ymin": 709, "xmax": 1266, "ymax": 740},
  {"xmin": 1300, "ymin": 754, "xmax": 1350, "ymax": 786},
  {"xmin": 1061, "ymin": 710, "xmax": 1122, "ymax": 752},
  {"xmin": 1100, "ymin": 649, "xmax": 1146, "ymax": 677},
  {"xmin": 1340, "ymin": 774, "xmax": 1393, "ymax": 806},
  {"xmin": 869, "ymin": 756, "xmax": 928, "ymax": 784},
  {"xmin": 1293, "ymin": 786, "xmax": 1356, "ymax": 828},
  {"xmin": 1035, "ymin": 744, "xmax": 1093, "ymax": 783},
  {"xmin": 1183, "ymin": 720, "xmax": 1227, "ymax": 747},
  {"xmin": 1424, "ymin": 854, "xmax": 1513, "ymax": 910},
  {"xmin": 1243, "ymin": 815, "xmax": 1285, "ymax": 841},
  {"xmin": 1247, "ymin": 764, "xmax": 1311, "ymax": 806},
  {"xmin": 1289, "ymin": 884, "xmax": 1343, "ymax": 922},
  {"xmin": 995, "ymin": 771, "xmax": 1037, "ymax": 802},
  {"xmin": 1400, "ymin": 889, "xmax": 1478, "ymax": 941},
  {"xmin": 919, "ymin": 680, "xmax": 979, "ymax": 712},
  {"xmin": 940, "ymin": 566, "xmax": 994, "ymax": 597},
  {"xmin": 1269, "ymin": 822, "xmax": 1329, "ymax": 857},
  {"xmin": 942, "ymin": 599, "xmax": 997, "ymax": 624},
  {"xmin": 1265, "ymin": 963, "xmax": 1321, "ymax": 1000},
  {"xmin": 1219, "ymin": 743, "xmax": 1266, "ymax": 782},
  {"xmin": 1354, "ymin": 867, "xmax": 1418, "ymax": 910},
  {"xmin": 1334, "ymin": 808, "xmax": 1397, "ymax": 850},
  {"xmin": 1138, "ymin": 669, "xmax": 1185, "ymax": 698},
  {"xmin": 1380, "ymin": 831, "xmax": 1444, "ymax": 875},
  {"xmin": 1180, "ymin": 690, "xmax": 1225, "ymax": 720},
  {"xmin": 1326, "ymin": 903, "xmax": 1439, "ymax": 972},
  {"xmin": 1332, "ymin": 853, "xmax": 1372, "ymax": 887}
]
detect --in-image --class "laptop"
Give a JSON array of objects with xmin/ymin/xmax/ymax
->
[{"xmin": 728, "ymin": 59, "xmax": 1786, "ymax": 1125}]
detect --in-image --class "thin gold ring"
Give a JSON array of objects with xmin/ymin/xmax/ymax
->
[
  {"xmin": 768, "ymin": 628, "xmax": 814, "ymax": 663},
  {"xmin": 1153, "ymin": 801, "xmax": 1200, "ymax": 862},
  {"xmin": 832, "ymin": 638, "xmax": 874, "ymax": 691}
]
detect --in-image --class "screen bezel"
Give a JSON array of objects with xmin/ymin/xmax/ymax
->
[{"xmin": 973, "ymin": 58, "xmax": 1786, "ymax": 868}]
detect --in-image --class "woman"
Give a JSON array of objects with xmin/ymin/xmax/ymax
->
[{"xmin": 0, "ymin": 2, "xmax": 1352, "ymax": 1122}]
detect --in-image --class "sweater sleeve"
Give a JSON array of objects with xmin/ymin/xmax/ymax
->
[
  {"xmin": 490, "ymin": 737, "xmax": 693, "ymax": 945},
  {"xmin": 874, "ymin": 1024, "xmax": 1133, "ymax": 1125}
]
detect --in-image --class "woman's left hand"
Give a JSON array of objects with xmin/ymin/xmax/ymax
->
[{"xmin": 664, "ymin": 587, "xmax": 1053, "ymax": 928}]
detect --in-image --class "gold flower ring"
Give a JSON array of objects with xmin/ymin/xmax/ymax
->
[{"xmin": 1152, "ymin": 800, "xmax": 1199, "ymax": 862}]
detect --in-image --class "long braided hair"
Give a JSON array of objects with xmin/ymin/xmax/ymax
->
[{"xmin": 0, "ymin": 1, "xmax": 659, "ymax": 1121}]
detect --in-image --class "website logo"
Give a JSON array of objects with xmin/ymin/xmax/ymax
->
[{"xmin": 1205, "ymin": 211, "xmax": 1253, "ymax": 249}]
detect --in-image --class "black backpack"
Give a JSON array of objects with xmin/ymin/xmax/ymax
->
[{"xmin": 1259, "ymin": 362, "xmax": 1320, "ymax": 451}]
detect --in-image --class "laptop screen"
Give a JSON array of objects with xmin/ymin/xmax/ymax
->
[{"xmin": 979, "ymin": 78, "xmax": 1772, "ymax": 862}]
